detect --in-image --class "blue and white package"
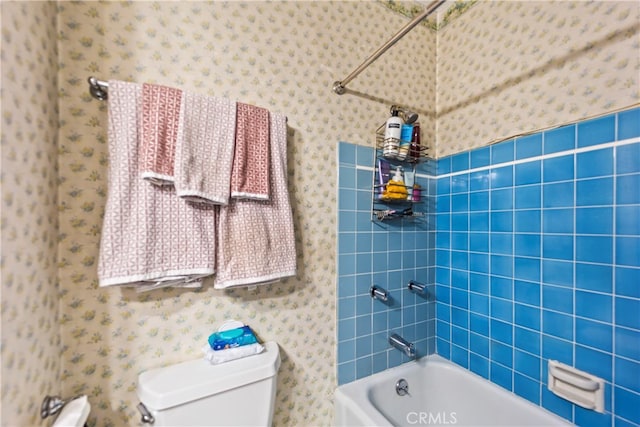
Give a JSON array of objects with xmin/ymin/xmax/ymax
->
[{"xmin": 207, "ymin": 325, "xmax": 258, "ymax": 351}]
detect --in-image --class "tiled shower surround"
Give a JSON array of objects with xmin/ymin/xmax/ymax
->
[
  {"xmin": 337, "ymin": 107, "xmax": 640, "ymax": 427},
  {"xmin": 337, "ymin": 142, "xmax": 437, "ymax": 384}
]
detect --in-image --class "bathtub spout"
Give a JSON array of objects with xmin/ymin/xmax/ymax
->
[{"xmin": 389, "ymin": 333, "xmax": 416, "ymax": 358}]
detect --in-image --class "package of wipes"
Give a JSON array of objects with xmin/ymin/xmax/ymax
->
[{"xmin": 202, "ymin": 320, "xmax": 264, "ymax": 365}]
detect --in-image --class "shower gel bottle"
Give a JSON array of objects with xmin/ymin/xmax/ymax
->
[{"xmin": 383, "ymin": 109, "xmax": 403, "ymax": 159}]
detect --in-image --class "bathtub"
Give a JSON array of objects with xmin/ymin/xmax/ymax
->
[{"xmin": 335, "ymin": 354, "xmax": 572, "ymax": 426}]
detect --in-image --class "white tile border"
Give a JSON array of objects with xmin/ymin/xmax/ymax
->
[{"xmin": 438, "ymin": 137, "xmax": 640, "ymax": 180}]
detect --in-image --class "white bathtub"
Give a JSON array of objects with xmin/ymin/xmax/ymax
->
[{"xmin": 335, "ymin": 355, "xmax": 572, "ymax": 426}]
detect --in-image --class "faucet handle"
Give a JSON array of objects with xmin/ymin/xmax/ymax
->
[
  {"xmin": 407, "ymin": 280, "xmax": 428, "ymax": 296},
  {"xmin": 370, "ymin": 285, "xmax": 389, "ymax": 302}
]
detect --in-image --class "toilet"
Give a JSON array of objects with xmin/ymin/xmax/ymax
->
[{"xmin": 136, "ymin": 341, "xmax": 280, "ymax": 426}]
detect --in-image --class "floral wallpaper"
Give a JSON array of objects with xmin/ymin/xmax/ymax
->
[
  {"xmin": 2, "ymin": 1, "xmax": 638, "ymax": 426},
  {"xmin": 54, "ymin": 2, "xmax": 434, "ymax": 426},
  {"xmin": 1, "ymin": 2, "xmax": 60, "ymax": 426},
  {"xmin": 382, "ymin": 0, "xmax": 477, "ymax": 30},
  {"xmin": 436, "ymin": 0, "xmax": 640, "ymax": 157}
]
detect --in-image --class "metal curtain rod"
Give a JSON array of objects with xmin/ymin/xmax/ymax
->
[
  {"xmin": 88, "ymin": 76, "xmax": 109, "ymax": 100},
  {"xmin": 332, "ymin": 0, "xmax": 445, "ymax": 95},
  {"xmin": 91, "ymin": 1, "xmax": 444, "ymax": 100}
]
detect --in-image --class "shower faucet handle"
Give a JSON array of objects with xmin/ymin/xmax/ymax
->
[
  {"xmin": 407, "ymin": 280, "xmax": 428, "ymax": 296},
  {"xmin": 370, "ymin": 285, "xmax": 389, "ymax": 302}
]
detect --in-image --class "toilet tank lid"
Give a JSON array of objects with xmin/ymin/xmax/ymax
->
[{"xmin": 137, "ymin": 341, "xmax": 280, "ymax": 410}]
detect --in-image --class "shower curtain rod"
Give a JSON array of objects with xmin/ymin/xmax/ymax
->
[
  {"xmin": 90, "ymin": 1, "xmax": 444, "ymax": 100},
  {"xmin": 332, "ymin": 0, "xmax": 445, "ymax": 95}
]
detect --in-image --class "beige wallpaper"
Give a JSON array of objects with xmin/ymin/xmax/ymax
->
[
  {"xmin": 1, "ymin": 2, "xmax": 61, "ymax": 426},
  {"xmin": 436, "ymin": 0, "xmax": 640, "ymax": 157},
  {"xmin": 55, "ymin": 2, "xmax": 434, "ymax": 426},
  {"xmin": 3, "ymin": 1, "xmax": 637, "ymax": 426}
]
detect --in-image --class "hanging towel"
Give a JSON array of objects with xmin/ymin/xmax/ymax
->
[
  {"xmin": 98, "ymin": 80, "xmax": 216, "ymax": 289},
  {"xmin": 174, "ymin": 92, "xmax": 236, "ymax": 205},
  {"xmin": 230, "ymin": 102, "xmax": 271, "ymax": 200},
  {"xmin": 139, "ymin": 83, "xmax": 183, "ymax": 185},
  {"xmin": 214, "ymin": 113, "xmax": 296, "ymax": 289}
]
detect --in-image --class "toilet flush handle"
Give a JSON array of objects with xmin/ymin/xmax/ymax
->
[
  {"xmin": 137, "ymin": 402, "xmax": 155, "ymax": 424},
  {"xmin": 41, "ymin": 395, "xmax": 66, "ymax": 419}
]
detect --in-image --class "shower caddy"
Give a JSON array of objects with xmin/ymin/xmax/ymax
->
[{"xmin": 372, "ymin": 123, "xmax": 428, "ymax": 222}]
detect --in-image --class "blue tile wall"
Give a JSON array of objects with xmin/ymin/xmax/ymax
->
[
  {"xmin": 337, "ymin": 142, "xmax": 436, "ymax": 384},
  {"xmin": 435, "ymin": 108, "xmax": 640, "ymax": 427}
]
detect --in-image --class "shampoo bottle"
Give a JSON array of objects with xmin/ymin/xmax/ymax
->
[
  {"xmin": 397, "ymin": 124, "xmax": 413, "ymax": 161},
  {"xmin": 383, "ymin": 109, "xmax": 403, "ymax": 159}
]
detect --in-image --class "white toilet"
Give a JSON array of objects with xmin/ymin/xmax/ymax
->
[{"xmin": 136, "ymin": 341, "xmax": 281, "ymax": 426}]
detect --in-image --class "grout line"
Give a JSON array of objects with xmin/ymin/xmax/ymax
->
[
  {"xmin": 611, "ymin": 121, "xmax": 618, "ymax": 423},
  {"xmin": 537, "ymin": 133, "xmax": 545, "ymax": 404},
  {"xmin": 572, "ymin": 140, "xmax": 577, "ymax": 371}
]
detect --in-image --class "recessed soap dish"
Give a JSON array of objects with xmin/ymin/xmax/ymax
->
[{"xmin": 547, "ymin": 360, "xmax": 605, "ymax": 413}]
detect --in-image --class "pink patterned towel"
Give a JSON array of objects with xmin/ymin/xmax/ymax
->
[
  {"xmin": 139, "ymin": 83, "xmax": 183, "ymax": 185},
  {"xmin": 174, "ymin": 92, "xmax": 236, "ymax": 205},
  {"xmin": 230, "ymin": 103, "xmax": 270, "ymax": 200},
  {"xmin": 98, "ymin": 80, "xmax": 216, "ymax": 290},
  {"xmin": 214, "ymin": 112, "xmax": 297, "ymax": 289}
]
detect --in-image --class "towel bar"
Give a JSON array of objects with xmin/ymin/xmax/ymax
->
[{"xmin": 88, "ymin": 76, "xmax": 109, "ymax": 100}]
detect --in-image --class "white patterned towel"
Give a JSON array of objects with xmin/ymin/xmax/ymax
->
[
  {"xmin": 214, "ymin": 112, "xmax": 297, "ymax": 289},
  {"xmin": 174, "ymin": 92, "xmax": 236, "ymax": 205},
  {"xmin": 98, "ymin": 80, "xmax": 216, "ymax": 289}
]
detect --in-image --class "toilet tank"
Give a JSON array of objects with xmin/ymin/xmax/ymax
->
[{"xmin": 137, "ymin": 341, "xmax": 280, "ymax": 426}]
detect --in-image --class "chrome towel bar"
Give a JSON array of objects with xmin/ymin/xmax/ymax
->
[{"xmin": 88, "ymin": 76, "xmax": 108, "ymax": 100}]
